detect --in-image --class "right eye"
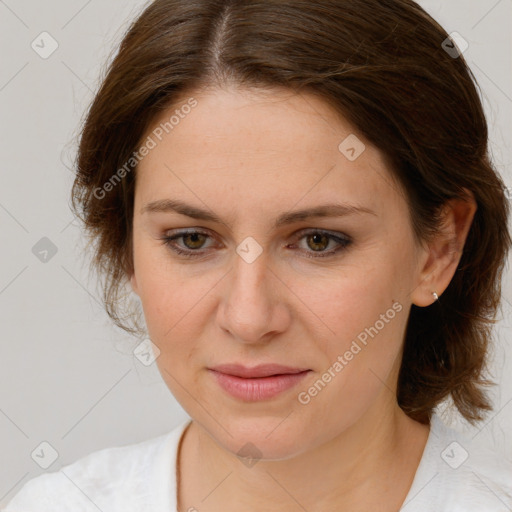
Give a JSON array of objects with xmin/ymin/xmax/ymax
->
[{"xmin": 160, "ymin": 229, "xmax": 216, "ymax": 258}]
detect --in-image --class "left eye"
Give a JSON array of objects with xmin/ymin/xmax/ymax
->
[
  {"xmin": 160, "ymin": 229, "xmax": 351, "ymax": 259},
  {"xmin": 290, "ymin": 230, "xmax": 352, "ymax": 258}
]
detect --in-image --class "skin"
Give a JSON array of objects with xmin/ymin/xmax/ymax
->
[{"xmin": 130, "ymin": 85, "xmax": 476, "ymax": 511}]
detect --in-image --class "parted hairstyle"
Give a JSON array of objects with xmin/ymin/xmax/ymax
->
[{"xmin": 71, "ymin": 0, "xmax": 511, "ymax": 424}]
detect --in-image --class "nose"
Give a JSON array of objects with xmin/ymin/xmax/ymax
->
[{"xmin": 216, "ymin": 250, "xmax": 291, "ymax": 344}]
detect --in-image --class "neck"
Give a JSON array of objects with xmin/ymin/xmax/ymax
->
[{"xmin": 177, "ymin": 399, "xmax": 429, "ymax": 512}]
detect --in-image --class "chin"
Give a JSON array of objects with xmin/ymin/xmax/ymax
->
[{"xmin": 202, "ymin": 412, "xmax": 316, "ymax": 462}]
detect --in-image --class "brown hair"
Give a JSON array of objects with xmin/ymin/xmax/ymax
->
[{"xmin": 71, "ymin": 0, "xmax": 511, "ymax": 424}]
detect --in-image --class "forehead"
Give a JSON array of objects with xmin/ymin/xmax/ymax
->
[
  {"xmin": 143, "ymin": 86, "xmax": 361, "ymax": 157},
  {"xmin": 135, "ymin": 86, "xmax": 404, "ymax": 220}
]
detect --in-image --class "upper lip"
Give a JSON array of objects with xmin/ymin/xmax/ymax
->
[{"xmin": 209, "ymin": 364, "xmax": 311, "ymax": 378}]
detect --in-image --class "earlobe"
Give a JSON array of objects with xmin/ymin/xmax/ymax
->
[{"xmin": 411, "ymin": 189, "xmax": 477, "ymax": 307}]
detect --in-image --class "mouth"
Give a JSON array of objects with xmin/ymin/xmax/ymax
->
[
  {"xmin": 208, "ymin": 364, "xmax": 312, "ymax": 401},
  {"xmin": 209, "ymin": 363, "xmax": 311, "ymax": 378}
]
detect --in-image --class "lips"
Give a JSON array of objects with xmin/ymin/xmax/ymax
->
[{"xmin": 208, "ymin": 363, "xmax": 312, "ymax": 401}]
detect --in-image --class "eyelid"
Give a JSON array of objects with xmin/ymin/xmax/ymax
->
[{"xmin": 291, "ymin": 228, "xmax": 351, "ymax": 242}]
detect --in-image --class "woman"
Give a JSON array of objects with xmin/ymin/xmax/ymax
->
[{"xmin": 4, "ymin": 0, "xmax": 511, "ymax": 511}]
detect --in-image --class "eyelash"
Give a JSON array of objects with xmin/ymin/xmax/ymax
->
[{"xmin": 159, "ymin": 228, "xmax": 352, "ymax": 259}]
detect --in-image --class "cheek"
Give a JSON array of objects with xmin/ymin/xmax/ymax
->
[
  {"xmin": 132, "ymin": 239, "xmax": 194, "ymax": 334},
  {"xmin": 301, "ymin": 259, "xmax": 405, "ymax": 345},
  {"xmin": 138, "ymin": 271, "xmax": 207, "ymax": 398},
  {"xmin": 296, "ymin": 275, "xmax": 407, "ymax": 431},
  {"xmin": 138, "ymin": 273, "xmax": 206, "ymax": 341},
  {"xmin": 133, "ymin": 252, "xmax": 222, "ymax": 368},
  {"xmin": 296, "ymin": 253, "xmax": 410, "ymax": 394}
]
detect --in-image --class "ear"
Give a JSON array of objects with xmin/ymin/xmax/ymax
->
[{"xmin": 411, "ymin": 189, "xmax": 477, "ymax": 307}]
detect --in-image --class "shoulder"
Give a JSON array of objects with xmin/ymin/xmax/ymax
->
[
  {"xmin": 402, "ymin": 414, "xmax": 512, "ymax": 512},
  {"xmin": 1, "ymin": 420, "xmax": 190, "ymax": 512}
]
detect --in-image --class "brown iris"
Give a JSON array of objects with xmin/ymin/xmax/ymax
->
[
  {"xmin": 182, "ymin": 233, "xmax": 207, "ymax": 249},
  {"xmin": 306, "ymin": 233, "xmax": 329, "ymax": 252}
]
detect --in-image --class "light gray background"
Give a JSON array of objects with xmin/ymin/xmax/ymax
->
[{"xmin": 0, "ymin": 0, "xmax": 511, "ymax": 505}]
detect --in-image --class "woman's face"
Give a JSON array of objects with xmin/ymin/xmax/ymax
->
[{"xmin": 131, "ymin": 86, "xmax": 429, "ymax": 459}]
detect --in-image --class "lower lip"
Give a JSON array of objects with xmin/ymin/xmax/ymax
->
[{"xmin": 209, "ymin": 370, "xmax": 311, "ymax": 401}]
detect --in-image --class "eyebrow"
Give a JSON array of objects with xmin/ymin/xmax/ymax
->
[{"xmin": 141, "ymin": 198, "xmax": 376, "ymax": 228}]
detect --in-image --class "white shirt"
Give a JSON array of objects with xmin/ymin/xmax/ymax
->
[{"xmin": 2, "ymin": 414, "xmax": 511, "ymax": 511}]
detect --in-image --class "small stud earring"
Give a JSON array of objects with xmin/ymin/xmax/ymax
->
[{"xmin": 432, "ymin": 291, "xmax": 439, "ymax": 301}]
